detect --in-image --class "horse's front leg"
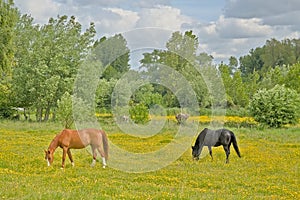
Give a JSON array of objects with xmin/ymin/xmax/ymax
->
[
  {"xmin": 208, "ymin": 146, "xmax": 213, "ymax": 161},
  {"xmin": 67, "ymin": 149, "xmax": 75, "ymax": 167},
  {"xmin": 62, "ymin": 147, "xmax": 68, "ymax": 168}
]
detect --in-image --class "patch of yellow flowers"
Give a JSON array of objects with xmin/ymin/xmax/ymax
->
[{"xmin": 95, "ymin": 113, "xmax": 258, "ymax": 125}]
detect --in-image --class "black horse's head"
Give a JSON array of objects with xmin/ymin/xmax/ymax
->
[{"xmin": 191, "ymin": 145, "xmax": 200, "ymax": 160}]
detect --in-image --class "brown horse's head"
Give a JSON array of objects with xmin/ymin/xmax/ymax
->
[{"xmin": 44, "ymin": 149, "xmax": 54, "ymax": 166}]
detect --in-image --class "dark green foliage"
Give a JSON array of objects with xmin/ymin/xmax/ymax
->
[{"xmin": 249, "ymin": 85, "xmax": 300, "ymax": 128}]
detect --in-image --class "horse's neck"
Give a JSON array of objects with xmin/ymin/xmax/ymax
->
[{"xmin": 48, "ymin": 135, "xmax": 59, "ymax": 152}]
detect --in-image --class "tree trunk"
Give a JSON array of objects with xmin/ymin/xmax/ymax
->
[
  {"xmin": 44, "ymin": 106, "xmax": 51, "ymax": 121},
  {"xmin": 36, "ymin": 107, "xmax": 43, "ymax": 122}
]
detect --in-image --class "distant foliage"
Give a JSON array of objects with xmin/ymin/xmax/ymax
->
[
  {"xmin": 249, "ymin": 85, "xmax": 300, "ymax": 128},
  {"xmin": 56, "ymin": 92, "xmax": 73, "ymax": 128},
  {"xmin": 129, "ymin": 103, "xmax": 149, "ymax": 124}
]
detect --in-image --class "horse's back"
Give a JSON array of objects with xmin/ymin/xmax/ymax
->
[
  {"xmin": 200, "ymin": 128, "xmax": 231, "ymax": 147},
  {"xmin": 58, "ymin": 129, "xmax": 85, "ymax": 148},
  {"xmin": 78, "ymin": 128, "xmax": 106, "ymax": 146}
]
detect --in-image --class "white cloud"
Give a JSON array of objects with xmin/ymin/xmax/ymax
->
[
  {"xmin": 95, "ymin": 8, "xmax": 139, "ymax": 34},
  {"xmin": 136, "ymin": 5, "xmax": 192, "ymax": 31},
  {"xmin": 13, "ymin": 0, "xmax": 300, "ymax": 64},
  {"xmin": 15, "ymin": 0, "xmax": 60, "ymax": 24},
  {"xmin": 215, "ymin": 15, "xmax": 273, "ymax": 38}
]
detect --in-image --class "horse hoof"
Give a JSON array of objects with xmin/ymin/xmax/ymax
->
[{"xmin": 103, "ymin": 165, "xmax": 106, "ymax": 169}]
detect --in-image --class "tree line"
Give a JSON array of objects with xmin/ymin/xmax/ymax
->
[{"xmin": 1, "ymin": 0, "xmax": 299, "ymax": 127}]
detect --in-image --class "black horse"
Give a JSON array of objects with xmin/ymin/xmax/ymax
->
[{"xmin": 192, "ymin": 128, "xmax": 241, "ymax": 163}]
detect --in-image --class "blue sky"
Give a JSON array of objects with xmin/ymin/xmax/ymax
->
[
  {"xmin": 14, "ymin": 0, "xmax": 300, "ymax": 65},
  {"xmin": 171, "ymin": 0, "xmax": 225, "ymax": 22}
]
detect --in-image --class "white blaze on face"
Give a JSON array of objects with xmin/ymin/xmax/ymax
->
[{"xmin": 47, "ymin": 159, "xmax": 50, "ymax": 167}]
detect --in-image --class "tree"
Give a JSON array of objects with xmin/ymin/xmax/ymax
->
[
  {"xmin": 0, "ymin": 0, "xmax": 19, "ymax": 118},
  {"xmin": 144, "ymin": 31, "xmax": 211, "ymax": 108},
  {"xmin": 229, "ymin": 56, "xmax": 238, "ymax": 74},
  {"xmin": 249, "ymin": 85, "xmax": 300, "ymax": 128},
  {"xmin": 12, "ymin": 15, "xmax": 96, "ymax": 121},
  {"xmin": 0, "ymin": 0, "xmax": 18, "ymax": 74},
  {"xmin": 285, "ymin": 63, "xmax": 300, "ymax": 93},
  {"xmin": 239, "ymin": 47, "xmax": 264, "ymax": 77},
  {"xmin": 56, "ymin": 92, "xmax": 73, "ymax": 128},
  {"xmin": 94, "ymin": 34, "xmax": 130, "ymax": 80}
]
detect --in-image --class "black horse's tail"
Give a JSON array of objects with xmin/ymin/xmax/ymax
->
[{"xmin": 230, "ymin": 132, "xmax": 241, "ymax": 157}]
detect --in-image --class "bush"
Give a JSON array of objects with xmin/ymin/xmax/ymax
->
[
  {"xmin": 249, "ymin": 85, "xmax": 300, "ymax": 128},
  {"xmin": 129, "ymin": 103, "xmax": 149, "ymax": 124}
]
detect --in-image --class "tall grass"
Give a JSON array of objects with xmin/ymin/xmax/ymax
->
[{"xmin": 0, "ymin": 120, "xmax": 299, "ymax": 199}]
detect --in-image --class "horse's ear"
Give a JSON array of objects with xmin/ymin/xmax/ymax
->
[{"xmin": 44, "ymin": 149, "xmax": 47, "ymax": 153}]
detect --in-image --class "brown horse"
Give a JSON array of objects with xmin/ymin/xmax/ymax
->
[{"xmin": 45, "ymin": 128, "xmax": 108, "ymax": 169}]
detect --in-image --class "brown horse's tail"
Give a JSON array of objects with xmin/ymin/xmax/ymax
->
[
  {"xmin": 230, "ymin": 131, "xmax": 241, "ymax": 157},
  {"xmin": 101, "ymin": 130, "xmax": 109, "ymax": 160}
]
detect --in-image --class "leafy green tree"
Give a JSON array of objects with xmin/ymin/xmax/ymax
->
[
  {"xmin": 249, "ymin": 85, "xmax": 300, "ymax": 128},
  {"xmin": 0, "ymin": 0, "xmax": 19, "ymax": 74},
  {"xmin": 94, "ymin": 34, "xmax": 130, "ymax": 80},
  {"xmin": 196, "ymin": 52, "xmax": 213, "ymax": 67},
  {"xmin": 56, "ymin": 92, "xmax": 73, "ymax": 128},
  {"xmin": 0, "ymin": 0, "xmax": 19, "ymax": 118},
  {"xmin": 260, "ymin": 65, "xmax": 287, "ymax": 89},
  {"xmin": 132, "ymin": 84, "xmax": 163, "ymax": 108},
  {"xmin": 96, "ymin": 78, "xmax": 117, "ymax": 112},
  {"xmin": 239, "ymin": 47, "xmax": 264, "ymax": 77},
  {"xmin": 141, "ymin": 30, "xmax": 212, "ymax": 108},
  {"xmin": 229, "ymin": 56, "xmax": 238, "ymax": 74},
  {"xmin": 231, "ymin": 70, "xmax": 248, "ymax": 107},
  {"xmin": 12, "ymin": 15, "xmax": 95, "ymax": 121},
  {"xmin": 285, "ymin": 63, "xmax": 300, "ymax": 93}
]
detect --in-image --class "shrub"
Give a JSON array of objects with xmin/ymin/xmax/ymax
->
[
  {"xmin": 249, "ymin": 85, "xmax": 300, "ymax": 128},
  {"xmin": 129, "ymin": 103, "xmax": 149, "ymax": 124}
]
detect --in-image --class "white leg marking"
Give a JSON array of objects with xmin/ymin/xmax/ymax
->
[
  {"xmin": 102, "ymin": 157, "xmax": 107, "ymax": 168},
  {"xmin": 71, "ymin": 162, "xmax": 75, "ymax": 167}
]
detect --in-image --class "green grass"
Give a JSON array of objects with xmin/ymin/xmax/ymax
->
[{"xmin": 0, "ymin": 120, "xmax": 299, "ymax": 199}]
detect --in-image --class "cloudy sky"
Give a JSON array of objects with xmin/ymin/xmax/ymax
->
[{"xmin": 14, "ymin": 0, "xmax": 300, "ymax": 65}]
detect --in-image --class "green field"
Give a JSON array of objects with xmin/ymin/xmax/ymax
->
[{"xmin": 0, "ymin": 120, "xmax": 299, "ymax": 199}]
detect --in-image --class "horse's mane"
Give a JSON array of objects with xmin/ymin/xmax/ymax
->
[{"xmin": 195, "ymin": 128, "xmax": 208, "ymax": 146}]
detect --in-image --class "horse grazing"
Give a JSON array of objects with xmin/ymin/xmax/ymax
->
[
  {"xmin": 192, "ymin": 128, "xmax": 241, "ymax": 163},
  {"xmin": 175, "ymin": 113, "xmax": 189, "ymax": 124},
  {"xmin": 45, "ymin": 128, "xmax": 108, "ymax": 169}
]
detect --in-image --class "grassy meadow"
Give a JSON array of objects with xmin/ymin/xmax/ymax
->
[{"xmin": 0, "ymin": 119, "xmax": 299, "ymax": 199}]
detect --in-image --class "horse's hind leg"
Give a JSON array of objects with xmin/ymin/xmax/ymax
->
[
  {"xmin": 90, "ymin": 146, "xmax": 97, "ymax": 167},
  {"xmin": 67, "ymin": 149, "xmax": 75, "ymax": 167},
  {"xmin": 62, "ymin": 147, "xmax": 68, "ymax": 169},
  {"xmin": 223, "ymin": 145, "xmax": 230, "ymax": 163},
  {"xmin": 208, "ymin": 146, "xmax": 213, "ymax": 161},
  {"xmin": 97, "ymin": 147, "xmax": 107, "ymax": 168}
]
